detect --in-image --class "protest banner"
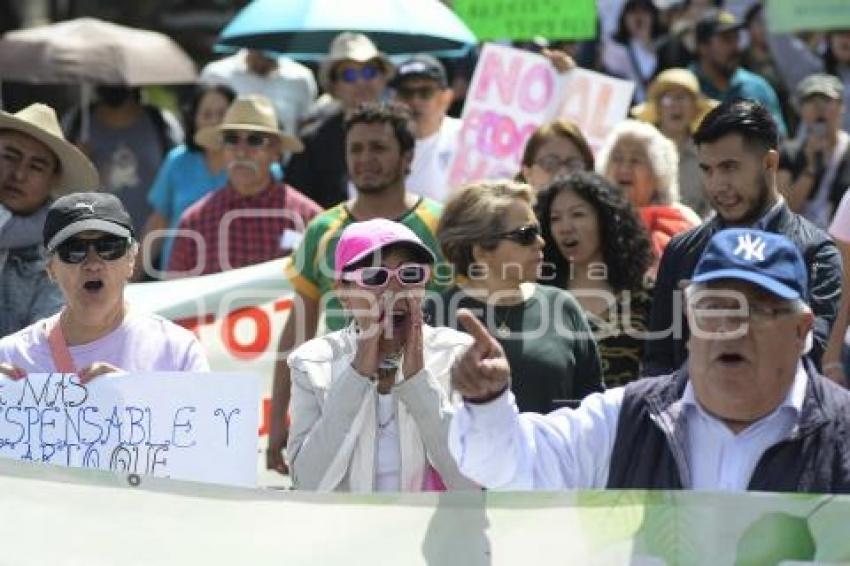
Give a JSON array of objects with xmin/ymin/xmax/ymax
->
[
  {"xmin": 0, "ymin": 372, "xmax": 259, "ymax": 487},
  {"xmin": 448, "ymin": 43, "xmax": 634, "ymax": 189},
  {"xmin": 765, "ymin": 0, "xmax": 850, "ymax": 33},
  {"xmin": 453, "ymin": 0, "xmax": 597, "ymax": 41},
  {"xmin": 4, "ymin": 456, "xmax": 850, "ymax": 564}
]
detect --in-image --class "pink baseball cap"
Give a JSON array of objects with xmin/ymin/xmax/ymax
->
[{"xmin": 334, "ymin": 218, "xmax": 436, "ymax": 278}]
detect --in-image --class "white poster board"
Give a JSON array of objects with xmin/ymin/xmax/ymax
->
[
  {"xmin": 0, "ymin": 372, "xmax": 259, "ymax": 487},
  {"xmin": 448, "ymin": 43, "xmax": 635, "ymax": 189}
]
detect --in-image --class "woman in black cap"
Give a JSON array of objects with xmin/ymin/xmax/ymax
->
[{"xmin": 0, "ymin": 192, "xmax": 208, "ymax": 380}]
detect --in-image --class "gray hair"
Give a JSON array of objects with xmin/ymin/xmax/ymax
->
[{"xmin": 596, "ymin": 119, "xmax": 680, "ymax": 205}]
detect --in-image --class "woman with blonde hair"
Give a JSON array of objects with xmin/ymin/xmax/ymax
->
[
  {"xmin": 425, "ymin": 180, "xmax": 603, "ymax": 413},
  {"xmin": 597, "ymin": 119, "xmax": 700, "ymax": 262},
  {"xmin": 631, "ymin": 68, "xmax": 718, "ymax": 217}
]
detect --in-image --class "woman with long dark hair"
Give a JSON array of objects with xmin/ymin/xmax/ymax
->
[{"xmin": 537, "ymin": 171, "xmax": 654, "ymax": 386}]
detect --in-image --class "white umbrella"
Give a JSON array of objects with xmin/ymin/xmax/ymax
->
[{"xmin": 0, "ymin": 17, "xmax": 197, "ymax": 85}]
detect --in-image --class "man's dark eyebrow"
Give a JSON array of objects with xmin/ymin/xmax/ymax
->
[{"xmin": 1, "ymin": 146, "xmax": 23, "ymax": 158}]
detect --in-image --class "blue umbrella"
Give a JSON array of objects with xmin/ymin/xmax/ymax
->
[{"xmin": 216, "ymin": 0, "xmax": 476, "ymax": 60}]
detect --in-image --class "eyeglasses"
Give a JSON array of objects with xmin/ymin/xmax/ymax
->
[
  {"xmin": 222, "ymin": 132, "xmax": 270, "ymax": 148},
  {"xmin": 340, "ymin": 264, "xmax": 431, "ymax": 289},
  {"xmin": 533, "ymin": 155, "xmax": 587, "ymax": 175},
  {"xmin": 337, "ymin": 65, "xmax": 381, "ymax": 84},
  {"xmin": 54, "ymin": 235, "xmax": 130, "ymax": 264},
  {"xmin": 497, "ymin": 224, "xmax": 541, "ymax": 246},
  {"xmin": 689, "ymin": 299, "xmax": 799, "ymax": 331},
  {"xmin": 396, "ymin": 85, "xmax": 439, "ymax": 101}
]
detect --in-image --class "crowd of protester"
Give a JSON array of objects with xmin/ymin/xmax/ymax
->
[{"xmin": 2, "ymin": 0, "xmax": 850, "ymax": 495}]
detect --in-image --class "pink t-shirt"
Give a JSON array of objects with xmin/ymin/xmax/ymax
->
[{"xmin": 0, "ymin": 312, "xmax": 209, "ymax": 373}]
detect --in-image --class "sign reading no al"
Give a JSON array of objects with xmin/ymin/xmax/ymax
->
[{"xmin": 453, "ymin": 0, "xmax": 597, "ymax": 41}]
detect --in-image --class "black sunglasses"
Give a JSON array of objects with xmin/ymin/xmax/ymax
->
[
  {"xmin": 222, "ymin": 132, "xmax": 270, "ymax": 148},
  {"xmin": 497, "ymin": 224, "xmax": 541, "ymax": 246},
  {"xmin": 55, "ymin": 236, "xmax": 130, "ymax": 264}
]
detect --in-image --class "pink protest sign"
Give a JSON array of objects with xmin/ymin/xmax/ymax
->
[
  {"xmin": 448, "ymin": 44, "xmax": 562, "ymax": 190},
  {"xmin": 448, "ymin": 44, "xmax": 635, "ymax": 190}
]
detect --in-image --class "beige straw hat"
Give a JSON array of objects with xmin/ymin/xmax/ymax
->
[
  {"xmin": 631, "ymin": 68, "xmax": 719, "ymax": 131},
  {"xmin": 318, "ymin": 32, "xmax": 395, "ymax": 92},
  {"xmin": 0, "ymin": 103, "xmax": 99, "ymax": 194},
  {"xmin": 194, "ymin": 95, "xmax": 304, "ymax": 152}
]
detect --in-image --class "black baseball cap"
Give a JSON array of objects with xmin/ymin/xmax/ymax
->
[
  {"xmin": 696, "ymin": 9, "xmax": 743, "ymax": 44},
  {"xmin": 391, "ymin": 54, "xmax": 448, "ymax": 88},
  {"xmin": 44, "ymin": 192, "xmax": 134, "ymax": 251}
]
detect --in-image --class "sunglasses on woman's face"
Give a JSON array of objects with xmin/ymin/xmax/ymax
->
[
  {"xmin": 497, "ymin": 224, "xmax": 541, "ymax": 246},
  {"xmin": 222, "ymin": 132, "xmax": 270, "ymax": 148},
  {"xmin": 55, "ymin": 235, "xmax": 130, "ymax": 264},
  {"xmin": 341, "ymin": 264, "xmax": 431, "ymax": 289}
]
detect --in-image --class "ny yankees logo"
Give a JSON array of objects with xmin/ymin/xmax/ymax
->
[
  {"xmin": 74, "ymin": 202, "xmax": 95, "ymax": 214},
  {"xmin": 733, "ymin": 233, "xmax": 766, "ymax": 261}
]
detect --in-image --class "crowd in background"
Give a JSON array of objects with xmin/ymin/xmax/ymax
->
[{"xmin": 2, "ymin": 0, "xmax": 850, "ymax": 494}]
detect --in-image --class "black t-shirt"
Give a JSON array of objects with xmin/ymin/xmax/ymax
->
[{"xmin": 424, "ymin": 284, "xmax": 604, "ymax": 414}]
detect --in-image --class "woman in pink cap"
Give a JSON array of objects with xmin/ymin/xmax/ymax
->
[{"xmin": 286, "ymin": 218, "xmax": 477, "ymax": 492}]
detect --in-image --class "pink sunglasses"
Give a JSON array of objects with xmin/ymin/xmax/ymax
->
[{"xmin": 340, "ymin": 264, "xmax": 431, "ymax": 289}]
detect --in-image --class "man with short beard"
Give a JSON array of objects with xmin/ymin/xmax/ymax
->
[
  {"xmin": 689, "ymin": 9, "xmax": 787, "ymax": 136},
  {"xmin": 644, "ymin": 99, "xmax": 842, "ymax": 376},
  {"xmin": 267, "ymin": 102, "xmax": 447, "ymax": 475},
  {"xmin": 166, "ymin": 96, "xmax": 321, "ymax": 277}
]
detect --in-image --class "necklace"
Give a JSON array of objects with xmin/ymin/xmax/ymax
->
[
  {"xmin": 493, "ymin": 306, "xmax": 514, "ymax": 339},
  {"xmin": 378, "ymin": 411, "xmax": 396, "ymax": 430}
]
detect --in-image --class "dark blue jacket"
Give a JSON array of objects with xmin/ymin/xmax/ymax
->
[
  {"xmin": 643, "ymin": 202, "xmax": 842, "ymax": 376},
  {"xmin": 607, "ymin": 363, "xmax": 850, "ymax": 492}
]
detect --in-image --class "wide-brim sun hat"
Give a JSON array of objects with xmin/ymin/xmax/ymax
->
[
  {"xmin": 334, "ymin": 218, "xmax": 435, "ymax": 279},
  {"xmin": 0, "ymin": 103, "xmax": 99, "ymax": 195},
  {"xmin": 194, "ymin": 94, "xmax": 304, "ymax": 153},
  {"xmin": 318, "ymin": 32, "xmax": 395, "ymax": 92},
  {"xmin": 630, "ymin": 68, "xmax": 719, "ymax": 131}
]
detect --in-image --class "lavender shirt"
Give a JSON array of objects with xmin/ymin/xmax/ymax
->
[{"xmin": 0, "ymin": 312, "xmax": 209, "ymax": 373}]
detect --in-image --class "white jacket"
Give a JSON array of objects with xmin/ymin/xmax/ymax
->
[{"xmin": 288, "ymin": 324, "xmax": 479, "ymax": 492}]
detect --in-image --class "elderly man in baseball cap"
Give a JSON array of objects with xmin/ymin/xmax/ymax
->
[
  {"xmin": 0, "ymin": 103, "xmax": 99, "ymax": 337},
  {"xmin": 449, "ymin": 228, "xmax": 850, "ymax": 493},
  {"xmin": 0, "ymin": 191, "xmax": 209, "ymax": 380}
]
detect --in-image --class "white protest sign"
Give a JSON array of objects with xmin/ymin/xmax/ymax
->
[
  {"xmin": 557, "ymin": 68, "xmax": 635, "ymax": 154},
  {"xmin": 448, "ymin": 43, "xmax": 635, "ymax": 188},
  {"xmin": 0, "ymin": 372, "xmax": 259, "ymax": 487}
]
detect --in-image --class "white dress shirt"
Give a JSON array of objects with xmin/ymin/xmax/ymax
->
[{"xmin": 449, "ymin": 363, "xmax": 807, "ymax": 490}]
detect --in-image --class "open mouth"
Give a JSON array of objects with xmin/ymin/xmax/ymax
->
[
  {"xmin": 83, "ymin": 279, "xmax": 104, "ymax": 293},
  {"xmin": 391, "ymin": 311, "xmax": 409, "ymax": 329},
  {"xmin": 716, "ymin": 352, "xmax": 747, "ymax": 366}
]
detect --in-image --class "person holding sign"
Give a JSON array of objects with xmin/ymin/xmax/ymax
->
[
  {"xmin": 0, "ymin": 192, "xmax": 209, "ymax": 380},
  {"xmin": 287, "ymin": 218, "xmax": 475, "ymax": 492},
  {"xmin": 425, "ymin": 180, "xmax": 603, "ymax": 414},
  {"xmin": 597, "ymin": 119, "xmax": 700, "ymax": 263}
]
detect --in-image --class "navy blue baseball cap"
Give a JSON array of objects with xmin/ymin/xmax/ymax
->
[{"xmin": 691, "ymin": 229, "xmax": 807, "ymax": 300}]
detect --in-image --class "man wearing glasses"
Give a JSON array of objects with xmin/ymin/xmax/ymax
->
[
  {"xmin": 392, "ymin": 55, "xmax": 460, "ymax": 203},
  {"xmin": 286, "ymin": 33, "xmax": 394, "ymax": 209},
  {"xmin": 449, "ymin": 228, "xmax": 850, "ymax": 493},
  {"xmin": 0, "ymin": 103, "xmax": 98, "ymax": 338},
  {"xmin": 166, "ymin": 95, "xmax": 322, "ymax": 277}
]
